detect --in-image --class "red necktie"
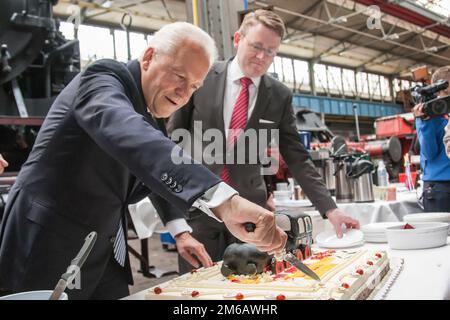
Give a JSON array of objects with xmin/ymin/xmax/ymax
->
[{"xmin": 221, "ymin": 77, "xmax": 253, "ymax": 185}]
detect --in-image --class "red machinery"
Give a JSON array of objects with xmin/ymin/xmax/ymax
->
[{"xmin": 310, "ymin": 113, "xmax": 417, "ymax": 181}]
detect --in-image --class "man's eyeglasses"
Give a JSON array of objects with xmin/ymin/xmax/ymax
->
[{"xmin": 243, "ymin": 37, "xmax": 278, "ymax": 58}]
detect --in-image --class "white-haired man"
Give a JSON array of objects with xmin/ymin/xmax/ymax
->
[{"xmin": 0, "ymin": 22, "xmax": 286, "ymax": 300}]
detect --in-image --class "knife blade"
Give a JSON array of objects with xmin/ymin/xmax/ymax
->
[
  {"xmin": 245, "ymin": 222, "xmax": 320, "ymax": 281},
  {"xmin": 49, "ymin": 231, "xmax": 97, "ymax": 300},
  {"xmin": 284, "ymin": 252, "xmax": 321, "ymax": 282}
]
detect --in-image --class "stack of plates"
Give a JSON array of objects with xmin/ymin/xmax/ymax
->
[
  {"xmin": 361, "ymin": 222, "xmax": 404, "ymax": 243},
  {"xmin": 403, "ymin": 213, "xmax": 450, "ymax": 235}
]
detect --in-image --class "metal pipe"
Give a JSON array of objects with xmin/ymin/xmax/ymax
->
[
  {"xmin": 192, "ymin": 0, "xmax": 199, "ymax": 26},
  {"xmin": 353, "ymin": 104, "xmax": 360, "ymax": 142}
]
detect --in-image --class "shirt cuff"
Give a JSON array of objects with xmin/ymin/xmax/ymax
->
[
  {"xmin": 192, "ymin": 182, "xmax": 238, "ymax": 222},
  {"xmin": 165, "ymin": 218, "xmax": 193, "ymax": 237}
]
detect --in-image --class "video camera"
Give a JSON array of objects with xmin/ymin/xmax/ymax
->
[{"xmin": 411, "ymin": 79, "xmax": 450, "ymax": 117}]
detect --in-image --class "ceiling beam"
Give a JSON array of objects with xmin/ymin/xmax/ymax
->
[{"xmin": 253, "ymin": 0, "xmax": 450, "ymax": 63}]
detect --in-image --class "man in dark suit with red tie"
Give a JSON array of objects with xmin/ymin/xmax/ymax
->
[{"xmin": 167, "ymin": 10, "xmax": 360, "ymax": 274}]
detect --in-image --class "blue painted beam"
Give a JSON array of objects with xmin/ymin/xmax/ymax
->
[{"xmin": 292, "ymin": 93, "xmax": 403, "ymax": 118}]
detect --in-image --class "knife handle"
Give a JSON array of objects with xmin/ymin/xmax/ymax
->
[{"xmin": 244, "ymin": 222, "xmax": 256, "ymax": 232}]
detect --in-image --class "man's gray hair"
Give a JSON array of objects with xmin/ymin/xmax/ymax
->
[{"xmin": 145, "ymin": 22, "xmax": 218, "ymax": 67}]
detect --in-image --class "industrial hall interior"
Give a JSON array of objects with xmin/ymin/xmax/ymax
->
[{"xmin": 1, "ymin": 0, "xmax": 450, "ymax": 301}]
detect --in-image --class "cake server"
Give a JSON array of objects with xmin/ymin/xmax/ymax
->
[
  {"xmin": 49, "ymin": 231, "xmax": 97, "ymax": 300},
  {"xmin": 244, "ymin": 222, "xmax": 321, "ymax": 282}
]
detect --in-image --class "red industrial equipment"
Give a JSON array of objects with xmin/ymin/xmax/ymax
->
[{"xmin": 310, "ymin": 113, "xmax": 417, "ymax": 181}]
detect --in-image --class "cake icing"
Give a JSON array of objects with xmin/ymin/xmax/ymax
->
[{"xmin": 145, "ymin": 249, "xmax": 390, "ymax": 300}]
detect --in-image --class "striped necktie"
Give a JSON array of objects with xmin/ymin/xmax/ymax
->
[
  {"xmin": 220, "ymin": 77, "xmax": 253, "ymax": 185},
  {"xmin": 113, "ymin": 218, "xmax": 126, "ymax": 267}
]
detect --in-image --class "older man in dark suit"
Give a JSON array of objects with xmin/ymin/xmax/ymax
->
[
  {"xmin": 0, "ymin": 22, "xmax": 286, "ymax": 300},
  {"xmin": 167, "ymin": 10, "xmax": 359, "ymax": 274}
]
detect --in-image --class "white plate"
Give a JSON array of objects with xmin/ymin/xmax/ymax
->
[
  {"xmin": 274, "ymin": 199, "xmax": 313, "ymax": 207},
  {"xmin": 403, "ymin": 212, "xmax": 450, "ymax": 223},
  {"xmin": 316, "ymin": 228, "xmax": 364, "ymax": 249}
]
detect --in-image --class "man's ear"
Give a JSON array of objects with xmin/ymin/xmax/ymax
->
[
  {"xmin": 141, "ymin": 47, "xmax": 155, "ymax": 70},
  {"xmin": 233, "ymin": 31, "xmax": 241, "ymax": 50}
]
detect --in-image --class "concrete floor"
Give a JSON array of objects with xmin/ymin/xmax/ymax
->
[{"xmin": 127, "ymin": 234, "xmax": 181, "ymax": 296}]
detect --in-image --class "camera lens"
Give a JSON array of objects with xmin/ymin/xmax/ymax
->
[{"xmin": 431, "ymin": 99, "xmax": 449, "ymax": 116}]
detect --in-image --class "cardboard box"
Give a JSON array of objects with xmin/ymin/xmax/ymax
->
[{"xmin": 374, "ymin": 185, "xmax": 397, "ymax": 201}]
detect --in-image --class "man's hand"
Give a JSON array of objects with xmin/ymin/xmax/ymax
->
[
  {"xmin": 326, "ymin": 208, "xmax": 360, "ymax": 238},
  {"xmin": 0, "ymin": 154, "xmax": 8, "ymax": 174},
  {"xmin": 212, "ymin": 195, "xmax": 287, "ymax": 254},
  {"xmin": 175, "ymin": 231, "xmax": 213, "ymax": 269},
  {"xmin": 266, "ymin": 192, "xmax": 276, "ymax": 212},
  {"xmin": 413, "ymin": 103, "xmax": 428, "ymax": 119}
]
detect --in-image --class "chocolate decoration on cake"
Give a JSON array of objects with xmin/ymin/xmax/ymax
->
[{"xmin": 220, "ymin": 243, "xmax": 272, "ymax": 277}]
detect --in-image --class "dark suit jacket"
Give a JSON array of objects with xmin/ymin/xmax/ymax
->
[
  {"xmin": 167, "ymin": 60, "xmax": 336, "ymax": 216},
  {"xmin": 0, "ymin": 59, "xmax": 220, "ymax": 299}
]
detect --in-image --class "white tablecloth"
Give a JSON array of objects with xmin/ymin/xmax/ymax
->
[
  {"xmin": 336, "ymin": 191, "xmax": 423, "ymax": 226},
  {"xmin": 364, "ymin": 239, "xmax": 450, "ymax": 300},
  {"xmin": 277, "ymin": 191, "xmax": 422, "ymax": 226}
]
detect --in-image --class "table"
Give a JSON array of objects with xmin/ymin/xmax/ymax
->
[
  {"xmin": 124, "ymin": 237, "xmax": 450, "ymax": 300},
  {"xmin": 276, "ymin": 191, "xmax": 423, "ymax": 237},
  {"xmin": 125, "ymin": 191, "xmax": 450, "ymax": 300}
]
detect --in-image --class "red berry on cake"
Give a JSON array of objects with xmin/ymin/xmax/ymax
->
[
  {"xmin": 367, "ymin": 261, "xmax": 374, "ymax": 266},
  {"xmin": 276, "ymin": 294, "xmax": 286, "ymax": 300},
  {"xmin": 191, "ymin": 290, "xmax": 200, "ymax": 298},
  {"xmin": 296, "ymin": 249, "xmax": 304, "ymax": 261},
  {"xmin": 153, "ymin": 287, "xmax": 162, "ymax": 294},
  {"xmin": 356, "ymin": 269, "xmax": 364, "ymax": 275},
  {"xmin": 305, "ymin": 246, "xmax": 311, "ymax": 259},
  {"xmin": 235, "ymin": 293, "xmax": 244, "ymax": 300},
  {"xmin": 375, "ymin": 253, "xmax": 382, "ymax": 259},
  {"xmin": 341, "ymin": 283, "xmax": 350, "ymax": 289}
]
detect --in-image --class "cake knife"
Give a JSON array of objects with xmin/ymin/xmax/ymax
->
[{"xmin": 245, "ymin": 222, "xmax": 321, "ymax": 282}]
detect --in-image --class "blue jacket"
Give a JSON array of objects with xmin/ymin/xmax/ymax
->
[{"xmin": 416, "ymin": 116, "xmax": 450, "ymax": 181}]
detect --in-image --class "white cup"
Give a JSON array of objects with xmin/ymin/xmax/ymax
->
[{"xmin": 276, "ymin": 183, "xmax": 288, "ymax": 191}]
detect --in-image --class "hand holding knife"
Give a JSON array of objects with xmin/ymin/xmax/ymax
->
[{"xmin": 244, "ymin": 222, "xmax": 320, "ymax": 282}]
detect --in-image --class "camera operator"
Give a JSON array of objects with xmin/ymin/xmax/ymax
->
[{"xmin": 413, "ymin": 66, "xmax": 450, "ymax": 212}]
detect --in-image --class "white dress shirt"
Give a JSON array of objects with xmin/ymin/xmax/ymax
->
[
  {"xmin": 223, "ymin": 58, "xmax": 262, "ymax": 138},
  {"xmin": 144, "ymin": 109, "xmax": 238, "ymax": 237}
]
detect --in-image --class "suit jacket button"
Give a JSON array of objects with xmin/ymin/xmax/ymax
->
[
  {"xmin": 165, "ymin": 177, "xmax": 173, "ymax": 185},
  {"xmin": 169, "ymin": 181, "xmax": 177, "ymax": 189},
  {"xmin": 161, "ymin": 173, "xmax": 168, "ymax": 181},
  {"xmin": 110, "ymin": 236, "xmax": 116, "ymax": 244},
  {"xmin": 174, "ymin": 185, "xmax": 183, "ymax": 193}
]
